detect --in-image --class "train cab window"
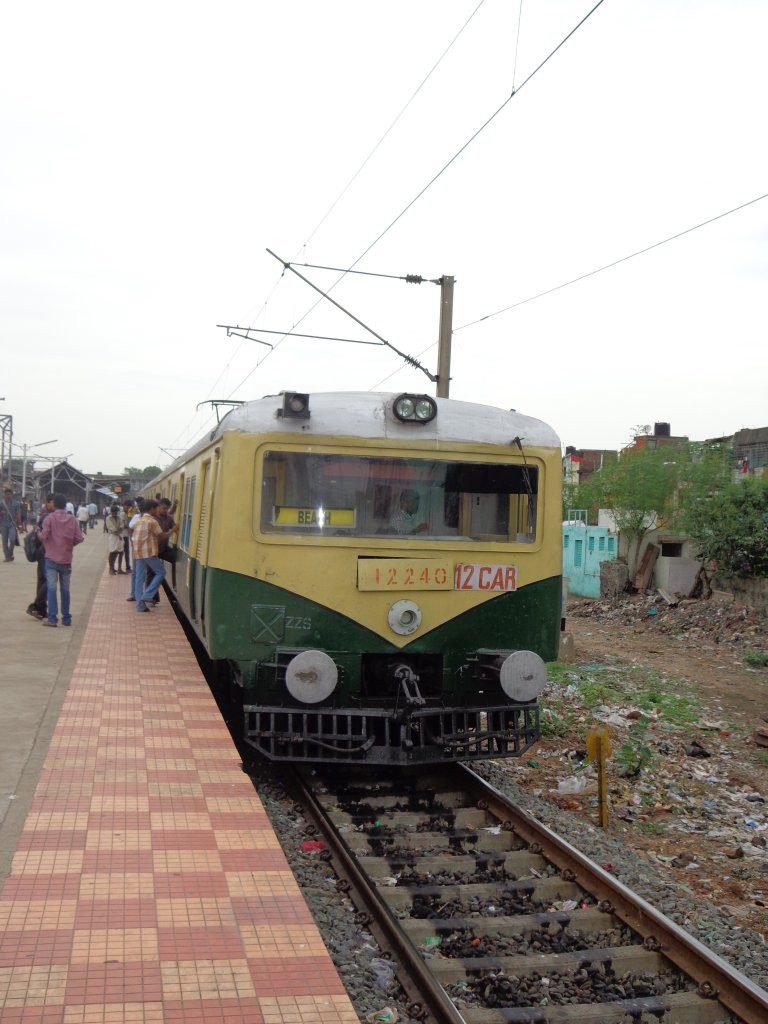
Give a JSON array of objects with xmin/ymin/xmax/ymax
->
[{"xmin": 259, "ymin": 451, "xmax": 539, "ymax": 543}]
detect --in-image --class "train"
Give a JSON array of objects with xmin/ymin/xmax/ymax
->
[{"xmin": 144, "ymin": 390, "xmax": 562, "ymax": 764}]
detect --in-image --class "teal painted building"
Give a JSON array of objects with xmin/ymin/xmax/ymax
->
[{"xmin": 562, "ymin": 512, "xmax": 618, "ymax": 598}]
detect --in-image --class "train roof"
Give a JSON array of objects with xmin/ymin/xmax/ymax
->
[
  {"xmin": 153, "ymin": 394, "xmax": 561, "ymax": 482},
  {"xmin": 211, "ymin": 392, "xmax": 561, "ymax": 449}
]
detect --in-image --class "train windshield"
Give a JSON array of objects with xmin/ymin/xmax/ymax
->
[{"xmin": 260, "ymin": 451, "xmax": 538, "ymax": 543}]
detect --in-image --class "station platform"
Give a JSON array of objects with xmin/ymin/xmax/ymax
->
[{"xmin": 0, "ymin": 528, "xmax": 358, "ymax": 1022}]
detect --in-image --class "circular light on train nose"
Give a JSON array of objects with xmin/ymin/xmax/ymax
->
[
  {"xmin": 414, "ymin": 398, "xmax": 434, "ymax": 420},
  {"xmin": 285, "ymin": 650, "xmax": 338, "ymax": 704},
  {"xmin": 394, "ymin": 396, "xmax": 415, "ymax": 419},
  {"xmin": 388, "ymin": 599, "xmax": 422, "ymax": 636},
  {"xmin": 499, "ymin": 650, "xmax": 547, "ymax": 702}
]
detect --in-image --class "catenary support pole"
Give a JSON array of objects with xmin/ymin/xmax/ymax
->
[{"xmin": 436, "ymin": 275, "xmax": 454, "ymax": 398}]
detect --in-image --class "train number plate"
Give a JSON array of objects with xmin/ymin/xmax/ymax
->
[
  {"xmin": 455, "ymin": 563, "xmax": 518, "ymax": 592},
  {"xmin": 358, "ymin": 559, "xmax": 454, "ymax": 591}
]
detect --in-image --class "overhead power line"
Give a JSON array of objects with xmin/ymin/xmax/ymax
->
[
  {"xmin": 222, "ymin": 0, "xmax": 608, "ymax": 403},
  {"xmin": 168, "ymin": 5, "xmax": 491, "ymax": 451},
  {"xmin": 351, "ymin": 0, "xmax": 607, "ymax": 271},
  {"xmin": 456, "ymin": 189, "xmax": 768, "ymax": 332},
  {"xmin": 301, "ymin": 0, "xmax": 489, "ymax": 251}
]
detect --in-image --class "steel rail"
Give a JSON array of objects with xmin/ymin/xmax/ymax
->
[
  {"xmin": 457, "ymin": 763, "xmax": 768, "ymax": 1024},
  {"xmin": 289, "ymin": 767, "xmax": 469, "ymax": 1024}
]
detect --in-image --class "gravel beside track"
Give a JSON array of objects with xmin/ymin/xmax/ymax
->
[
  {"xmin": 472, "ymin": 760, "xmax": 768, "ymax": 990},
  {"xmin": 249, "ymin": 761, "xmax": 423, "ymax": 1023}
]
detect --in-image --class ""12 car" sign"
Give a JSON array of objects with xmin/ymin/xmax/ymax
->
[{"xmin": 454, "ymin": 563, "xmax": 518, "ymax": 592}]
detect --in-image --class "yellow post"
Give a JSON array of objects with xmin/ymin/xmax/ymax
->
[{"xmin": 586, "ymin": 726, "xmax": 612, "ymax": 828}]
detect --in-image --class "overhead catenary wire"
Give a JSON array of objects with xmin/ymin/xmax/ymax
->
[
  {"xmin": 165, "ymin": 5, "xmax": 490, "ymax": 452},
  {"xmin": 369, "ymin": 188, "xmax": 768, "ymax": 390},
  {"xmin": 455, "ymin": 189, "xmax": 768, "ymax": 332},
  {"xmin": 220, "ymin": 0, "xmax": 609, "ymax": 402},
  {"xmin": 300, "ymin": 0, "xmax": 489, "ymax": 251},
  {"xmin": 348, "ymin": 0, "xmax": 607, "ymax": 273}
]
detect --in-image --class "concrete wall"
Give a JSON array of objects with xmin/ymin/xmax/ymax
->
[
  {"xmin": 655, "ymin": 555, "xmax": 700, "ymax": 594},
  {"xmin": 714, "ymin": 576, "xmax": 768, "ymax": 612}
]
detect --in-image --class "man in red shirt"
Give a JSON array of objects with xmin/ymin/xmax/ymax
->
[{"xmin": 39, "ymin": 493, "xmax": 84, "ymax": 627}]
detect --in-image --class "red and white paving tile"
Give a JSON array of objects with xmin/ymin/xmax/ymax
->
[{"xmin": 0, "ymin": 577, "xmax": 359, "ymax": 1023}]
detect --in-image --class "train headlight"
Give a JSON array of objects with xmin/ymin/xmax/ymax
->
[
  {"xmin": 499, "ymin": 650, "xmax": 547, "ymax": 702},
  {"xmin": 279, "ymin": 392, "xmax": 311, "ymax": 419},
  {"xmin": 393, "ymin": 393, "xmax": 437, "ymax": 424},
  {"xmin": 285, "ymin": 650, "xmax": 338, "ymax": 703},
  {"xmin": 388, "ymin": 599, "xmax": 422, "ymax": 636}
]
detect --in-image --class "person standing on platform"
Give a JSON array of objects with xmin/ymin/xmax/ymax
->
[
  {"xmin": 87, "ymin": 500, "xmax": 98, "ymax": 530},
  {"xmin": 39, "ymin": 493, "xmax": 84, "ymax": 627},
  {"xmin": 76, "ymin": 503, "xmax": 90, "ymax": 535},
  {"xmin": 1, "ymin": 488, "xmax": 21, "ymax": 562},
  {"xmin": 132, "ymin": 500, "xmax": 178, "ymax": 612},
  {"xmin": 156, "ymin": 497, "xmax": 178, "ymax": 588},
  {"xmin": 27, "ymin": 494, "xmax": 54, "ymax": 620},
  {"xmin": 125, "ymin": 499, "xmax": 143, "ymax": 601},
  {"xmin": 122, "ymin": 500, "xmax": 135, "ymax": 573},
  {"xmin": 105, "ymin": 504, "xmax": 124, "ymax": 574}
]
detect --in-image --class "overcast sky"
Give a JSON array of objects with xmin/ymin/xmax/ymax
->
[{"xmin": 2, "ymin": 0, "xmax": 766, "ymax": 477}]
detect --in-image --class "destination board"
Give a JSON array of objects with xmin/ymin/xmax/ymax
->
[{"xmin": 272, "ymin": 506, "xmax": 356, "ymax": 528}]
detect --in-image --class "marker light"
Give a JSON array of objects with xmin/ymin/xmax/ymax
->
[
  {"xmin": 393, "ymin": 393, "xmax": 437, "ymax": 424},
  {"xmin": 280, "ymin": 392, "xmax": 310, "ymax": 419}
]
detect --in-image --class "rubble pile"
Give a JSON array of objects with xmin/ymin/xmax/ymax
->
[{"xmin": 570, "ymin": 593, "xmax": 768, "ymax": 656}]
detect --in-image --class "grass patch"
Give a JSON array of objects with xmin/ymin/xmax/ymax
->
[
  {"xmin": 743, "ymin": 651, "xmax": 768, "ymax": 668},
  {"xmin": 637, "ymin": 821, "xmax": 667, "ymax": 835},
  {"xmin": 547, "ymin": 663, "xmax": 700, "ymax": 726}
]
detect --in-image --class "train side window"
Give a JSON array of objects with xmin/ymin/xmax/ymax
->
[{"xmin": 181, "ymin": 475, "xmax": 197, "ymax": 549}]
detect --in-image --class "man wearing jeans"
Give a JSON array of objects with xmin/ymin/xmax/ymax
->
[
  {"xmin": 39, "ymin": 493, "xmax": 84, "ymax": 627},
  {"xmin": 132, "ymin": 500, "xmax": 178, "ymax": 613}
]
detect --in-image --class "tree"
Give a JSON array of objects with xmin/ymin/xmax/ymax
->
[
  {"xmin": 574, "ymin": 442, "xmax": 684, "ymax": 576},
  {"xmin": 123, "ymin": 465, "xmax": 162, "ymax": 478},
  {"xmin": 678, "ymin": 474, "xmax": 768, "ymax": 578}
]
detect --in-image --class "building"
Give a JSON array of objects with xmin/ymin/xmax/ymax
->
[{"xmin": 562, "ymin": 447, "xmax": 617, "ymax": 488}]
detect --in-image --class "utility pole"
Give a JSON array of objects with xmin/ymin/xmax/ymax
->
[
  {"xmin": 0, "ymin": 412, "xmax": 12, "ymax": 486},
  {"xmin": 436, "ymin": 275, "xmax": 454, "ymax": 398}
]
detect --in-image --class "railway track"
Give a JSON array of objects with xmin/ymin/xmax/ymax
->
[{"xmin": 290, "ymin": 762, "xmax": 768, "ymax": 1024}]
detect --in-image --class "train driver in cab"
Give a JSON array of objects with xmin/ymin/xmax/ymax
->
[{"xmin": 389, "ymin": 488, "xmax": 429, "ymax": 535}]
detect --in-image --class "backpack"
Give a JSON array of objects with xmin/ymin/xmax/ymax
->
[{"xmin": 24, "ymin": 530, "xmax": 43, "ymax": 563}]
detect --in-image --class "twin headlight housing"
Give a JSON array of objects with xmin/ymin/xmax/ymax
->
[{"xmin": 392, "ymin": 393, "xmax": 437, "ymax": 424}]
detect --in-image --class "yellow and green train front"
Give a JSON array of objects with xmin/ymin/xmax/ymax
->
[{"xmin": 186, "ymin": 429, "xmax": 562, "ymax": 764}]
